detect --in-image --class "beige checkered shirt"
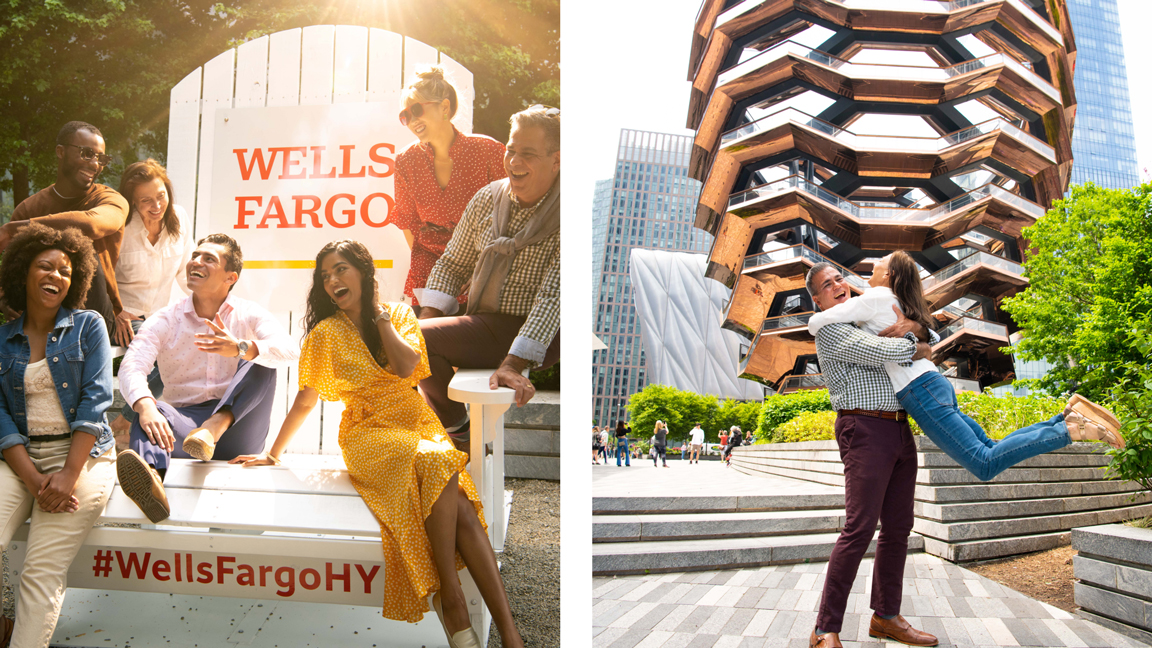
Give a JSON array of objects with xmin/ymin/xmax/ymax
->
[{"xmin": 420, "ymin": 183, "xmax": 560, "ymax": 365}]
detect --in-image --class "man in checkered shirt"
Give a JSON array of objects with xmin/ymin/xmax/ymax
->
[
  {"xmin": 415, "ymin": 106, "xmax": 560, "ymax": 449},
  {"xmin": 805, "ymin": 262, "xmax": 940, "ymax": 648}
]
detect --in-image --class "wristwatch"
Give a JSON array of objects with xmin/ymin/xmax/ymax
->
[
  {"xmin": 236, "ymin": 339, "xmax": 250, "ymax": 358},
  {"xmin": 374, "ymin": 308, "xmax": 391, "ymax": 325}
]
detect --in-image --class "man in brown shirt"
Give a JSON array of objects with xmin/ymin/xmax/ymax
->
[{"xmin": 1, "ymin": 121, "xmax": 127, "ymax": 330}]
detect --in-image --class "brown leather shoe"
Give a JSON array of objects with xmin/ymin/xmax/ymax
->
[
  {"xmin": 869, "ymin": 614, "xmax": 938, "ymax": 646},
  {"xmin": 117, "ymin": 449, "xmax": 171, "ymax": 523},
  {"xmin": 809, "ymin": 629, "xmax": 843, "ymax": 648}
]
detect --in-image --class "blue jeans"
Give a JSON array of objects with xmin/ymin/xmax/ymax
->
[
  {"xmin": 616, "ymin": 439, "xmax": 630, "ymax": 466},
  {"xmin": 897, "ymin": 371, "xmax": 1071, "ymax": 481}
]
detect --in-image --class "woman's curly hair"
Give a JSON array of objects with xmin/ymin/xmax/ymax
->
[{"xmin": 0, "ymin": 223, "xmax": 97, "ymax": 310}]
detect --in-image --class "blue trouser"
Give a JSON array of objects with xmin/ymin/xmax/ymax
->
[
  {"xmin": 897, "ymin": 371, "xmax": 1071, "ymax": 482},
  {"xmin": 616, "ymin": 439, "xmax": 630, "ymax": 466},
  {"xmin": 129, "ymin": 360, "xmax": 278, "ymax": 470}
]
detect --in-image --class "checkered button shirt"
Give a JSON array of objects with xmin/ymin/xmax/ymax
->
[
  {"xmin": 815, "ymin": 322, "xmax": 938, "ymax": 411},
  {"xmin": 421, "ymin": 183, "xmax": 560, "ymax": 366}
]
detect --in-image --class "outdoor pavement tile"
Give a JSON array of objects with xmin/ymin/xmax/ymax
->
[
  {"xmin": 639, "ymin": 582, "xmax": 680, "ymax": 603},
  {"xmin": 766, "ymin": 610, "xmax": 798, "ymax": 637},
  {"xmin": 710, "ymin": 572, "xmax": 739, "ymax": 585},
  {"xmin": 1042, "ymin": 619, "xmax": 1088, "ymax": 647},
  {"xmin": 738, "ymin": 587, "xmax": 767, "ymax": 608},
  {"xmin": 940, "ymin": 617, "xmax": 973, "ymax": 646},
  {"xmin": 917, "ymin": 615, "xmax": 949, "ymax": 646},
  {"xmin": 655, "ymin": 605, "xmax": 697, "ymax": 632},
  {"xmin": 839, "ymin": 613, "xmax": 861, "ymax": 641},
  {"xmin": 611, "ymin": 602, "xmax": 659, "ymax": 628},
  {"xmin": 1064, "ymin": 619, "xmax": 1109, "ymax": 647},
  {"xmin": 685, "ymin": 634, "xmax": 721, "ymax": 648},
  {"xmin": 961, "ymin": 617, "xmax": 997, "ymax": 645},
  {"xmin": 699, "ymin": 607, "xmax": 738, "ymax": 635},
  {"xmin": 980, "ymin": 618, "xmax": 1019, "ymax": 646},
  {"xmin": 603, "ymin": 578, "xmax": 646, "ymax": 599},
  {"xmin": 675, "ymin": 606, "xmax": 720, "ymax": 634},
  {"xmin": 736, "ymin": 637, "xmax": 767, "ymax": 648},
  {"xmin": 964, "ymin": 578, "xmax": 990, "ymax": 598},
  {"xmin": 902, "ymin": 580, "xmax": 918, "ymax": 596},
  {"xmin": 1018, "ymin": 618, "xmax": 1065, "ymax": 648},
  {"xmin": 711, "ymin": 635, "xmax": 745, "ymax": 648},
  {"xmin": 743, "ymin": 609, "xmax": 778, "ymax": 636},
  {"xmin": 660, "ymin": 583, "xmax": 695, "ymax": 605},
  {"xmin": 1003, "ymin": 617, "xmax": 1044, "ymax": 646},
  {"xmin": 594, "ymin": 598, "xmax": 622, "ymax": 617},
  {"xmin": 593, "ymin": 626, "xmax": 607, "ymax": 638},
  {"xmin": 795, "ymin": 590, "xmax": 821, "ymax": 612},
  {"xmin": 796, "ymin": 573, "xmax": 819, "ymax": 591},
  {"xmin": 717, "ymin": 586, "xmax": 751, "ymax": 607},
  {"xmin": 760, "ymin": 570, "xmax": 786, "ymax": 589},
  {"xmin": 930, "ymin": 594, "xmax": 955, "ymax": 618},
  {"xmin": 1001, "ymin": 596, "xmax": 1049, "ymax": 619},
  {"xmin": 755, "ymin": 588, "xmax": 785, "ymax": 610},
  {"xmin": 944, "ymin": 596, "xmax": 975, "ymax": 618},
  {"xmin": 968, "ymin": 595, "xmax": 1013, "ymax": 618},
  {"xmin": 698, "ymin": 585, "xmax": 731, "ymax": 607},
  {"xmin": 909, "ymin": 594, "xmax": 934, "ymax": 617},
  {"xmin": 662, "ymin": 633, "xmax": 699, "ymax": 648},
  {"xmin": 594, "ymin": 627, "xmax": 630, "ymax": 648},
  {"xmin": 596, "ymin": 600, "xmax": 637, "ymax": 626},
  {"xmin": 788, "ymin": 611, "xmax": 818, "ymax": 639},
  {"xmin": 728, "ymin": 571, "xmax": 754, "ymax": 587},
  {"xmin": 594, "ymin": 578, "xmax": 630, "ymax": 598},
  {"xmin": 914, "ymin": 578, "xmax": 936, "ymax": 596},
  {"xmin": 778, "ymin": 572, "xmax": 802, "ymax": 589},
  {"xmin": 775, "ymin": 589, "xmax": 802, "ymax": 610},
  {"xmin": 631, "ymin": 603, "xmax": 678, "ymax": 632},
  {"xmin": 622, "ymin": 580, "xmax": 664, "ymax": 601},
  {"xmin": 607, "ymin": 627, "xmax": 658, "ymax": 648},
  {"xmin": 721, "ymin": 608, "xmax": 758, "ymax": 636},
  {"xmin": 632, "ymin": 630, "xmax": 675, "ymax": 648},
  {"xmin": 930, "ymin": 578, "xmax": 954, "ymax": 597}
]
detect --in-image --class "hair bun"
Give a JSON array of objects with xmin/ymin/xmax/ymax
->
[{"xmin": 416, "ymin": 66, "xmax": 446, "ymax": 81}]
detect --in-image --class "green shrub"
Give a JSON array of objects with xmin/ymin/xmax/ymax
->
[
  {"xmin": 772, "ymin": 410, "xmax": 836, "ymax": 443},
  {"xmin": 756, "ymin": 390, "xmax": 831, "ymax": 441},
  {"xmin": 1105, "ymin": 321, "xmax": 1152, "ymax": 498}
]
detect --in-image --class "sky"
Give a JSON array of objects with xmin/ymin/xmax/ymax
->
[{"xmin": 565, "ymin": 0, "xmax": 1152, "ymax": 234}]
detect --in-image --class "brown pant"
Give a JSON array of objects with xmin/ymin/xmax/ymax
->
[
  {"xmin": 815, "ymin": 413, "xmax": 917, "ymax": 633},
  {"xmin": 418, "ymin": 313, "xmax": 560, "ymax": 428}
]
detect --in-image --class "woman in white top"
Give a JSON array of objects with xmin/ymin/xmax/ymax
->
[
  {"xmin": 809, "ymin": 251, "xmax": 1124, "ymax": 481},
  {"xmin": 109, "ymin": 159, "xmax": 193, "ymax": 432}
]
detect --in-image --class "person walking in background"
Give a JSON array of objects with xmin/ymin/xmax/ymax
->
[
  {"xmin": 719, "ymin": 429, "xmax": 728, "ymax": 448},
  {"xmin": 652, "ymin": 420, "xmax": 669, "ymax": 468},
  {"xmin": 592, "ymin": 426, "xmax": 602, "ymax": 465},
  {"xmin": 615, "ymin": 420, "xmax": 630, "ymax": 467},
  {"xmin": 723, "ymin": 425, "xmax": 743, "ymax": 466},
  {"xmin": 386, "ymin": 67, "xmax": 507, "ymax": 316},
  {"xmin": 689, "ymin": 423, "xmax": 704, "ymax": 464},
  {"xmin": 599, "ymin": 426, "xmax": 610, "ymax": 463}
]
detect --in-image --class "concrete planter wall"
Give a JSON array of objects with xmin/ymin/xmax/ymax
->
[
  {"xmin": 1073, "ymin": 523, "xmax": 1152, "ymax": 646},
  {"xmin": 731, "ymin": 437, "xmax": 1152, "ymax": 562},
  {"xmin": 503, "ymin": 390, "xmax": 560, "ymax": 480}
]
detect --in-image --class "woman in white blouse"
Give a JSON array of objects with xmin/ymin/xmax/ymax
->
[{"xmin": 109, "ymin": 159, "xmax": 192, "ymax": 432}]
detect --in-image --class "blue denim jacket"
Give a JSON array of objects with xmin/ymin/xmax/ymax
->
[{"xmin": 0, "ymin": 308, "xmax": 114, "ymax": 458}]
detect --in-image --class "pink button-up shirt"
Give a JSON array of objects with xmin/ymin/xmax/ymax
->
[{"xmin": 120, "ymin": 294, "xmax": 297, "ymax": 409}]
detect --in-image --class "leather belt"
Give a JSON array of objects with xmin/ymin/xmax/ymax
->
[
  {"xmin": 29, "ymin": 432, "xmax": 74, "ymax": 442},
  {"xmin": 838, "ymin": 408, "xmax": 908, "ymax": 422}
]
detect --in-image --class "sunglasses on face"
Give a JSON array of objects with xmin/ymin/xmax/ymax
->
[
  {"xmin": 65, "ymin": 144, "xmax": 112, "ymax": 167},
  {"xmin": 398, "ymin": 102, "xmax": 443, "ymax": 126}
]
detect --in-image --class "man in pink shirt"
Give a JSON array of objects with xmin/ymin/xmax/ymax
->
[{"xmin": 115, "ymin": 234, "xmax": 297, "ymax": 522}]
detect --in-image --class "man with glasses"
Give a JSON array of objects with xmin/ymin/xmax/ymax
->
[
  {"xmin": 1, "ymin": 121, "xmax": 127, "ymax": 331},
  {"xmin": 415, "ymin": 105, "xmax": 561, "ymax": 451}
]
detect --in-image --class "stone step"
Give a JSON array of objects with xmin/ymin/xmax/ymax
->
[
  {"xmin": 916, "ymin": 478, "xmax": 1143, "ymax": 503},
  {"xmin": 916, "ymin": 489, "xmax": 1152, "ymax": 522},
  {"xmin": 592, "ymin": 492, "xmax": 845, "ymax": 516},
  {"xmin": 922, "ymin": 529, "xmax": 1070, "ymax": 562},
  {"xmin": 735, "ymin": 445, "xmax": 1110, "ymax": 468},
  {"xmin": 592, "ymin": 531, "xmax": 924, "ymax": 575},
  {"xmin": 914, "ymin": 501, "xmax": 1152, "ymax": 543},
  {"xmin": 593, "ymin": 509, "xmax": 846, "ymax": 543}
]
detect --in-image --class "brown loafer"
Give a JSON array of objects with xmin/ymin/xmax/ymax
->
[
  {"xmin": 869, "ymin": 614, "xmax": 938, "ymax": 646},
  {"xmin": 117, "ymin": 449, "xmax": 171, "ymax": 523},
  {"xmin": 182, "ymin": 428, "xmax": 217, "ymax": 462},
  {"xmin": 809, "ymin": 629, "xmax": 843, "ymax": 648}
]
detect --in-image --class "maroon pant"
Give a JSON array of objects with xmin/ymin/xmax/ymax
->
[
  {"xmin": 418, "ymin": 313, "xmax": 560, "ymax": 429},
  {"xmin": 815, "ymin": 413, "xmax": 917, "ymax": 633}
]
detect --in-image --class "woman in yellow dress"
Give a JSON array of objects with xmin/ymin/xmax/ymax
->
[{"xmin": 230, "ymin": 240, "xmax": 523, "ymax": 648}]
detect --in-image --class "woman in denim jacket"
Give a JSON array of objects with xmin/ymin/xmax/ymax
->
[{"xmin": 0, "ymin": 223, "xmax": 114, "ymax": 648}]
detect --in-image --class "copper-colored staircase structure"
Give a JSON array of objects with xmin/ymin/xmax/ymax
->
[{"xmin": 690, "ymin": 0, "xmax": 1076, "ymax": 391}]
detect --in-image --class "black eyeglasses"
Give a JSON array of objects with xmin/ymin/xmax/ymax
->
[
  {"xmin": 65, "ymin": 144, "xmax": 112, "ymax": 167},
  {"xmin": 528, "ymin": 104, "xmax": 560, "ymax": 117}
]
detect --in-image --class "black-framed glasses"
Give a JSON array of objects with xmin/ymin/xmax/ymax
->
[
  {"xmin": 398, "ymin": 101, "xmax": 443, "ymax": 126},
  {"xmin": 528, "ymin": 104, "xmax": 560, "ymax": 117},
  {"xmin": 65, "ymin": 144, "xmax": 112, "ymax": 167}
]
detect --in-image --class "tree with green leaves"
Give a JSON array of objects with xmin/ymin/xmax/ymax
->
[
  {"xmin": 1, "ymin": 0, "xmax": 558, "ymax": 211},
  {"xmin": 626, "ymin": 384, "xmax": 721, "ymax": 444},
  {"xmin": 1002, "ymin": 182, "xmax": 1152, "ymax": 400}
]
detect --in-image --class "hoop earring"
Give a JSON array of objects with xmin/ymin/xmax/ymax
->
[{"xmin": 330, "ymin": 296, "xmax": 338, "ymax": 306}]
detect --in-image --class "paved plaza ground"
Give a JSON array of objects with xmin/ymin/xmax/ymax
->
[{"xmin": 592, "ymin": 462, "xmax": 1150, "ymax": 648}]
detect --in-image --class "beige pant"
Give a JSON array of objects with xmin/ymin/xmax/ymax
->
[{"xmin": 0, "ymin": 439, "xmax": 114, "ymax": 648}]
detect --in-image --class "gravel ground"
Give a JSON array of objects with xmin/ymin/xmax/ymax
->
[
  {"xmin": 2, "ymin": 479, "xmax": 559, "ymax": 646},
  {"xmin": 489, "ymin": 478, "xmax": 560, "ymax": 648}
]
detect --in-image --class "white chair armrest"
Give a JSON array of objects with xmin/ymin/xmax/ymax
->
[{"xmin": 447, "ymin": 368, "xmax": 523, "ymax": 406}]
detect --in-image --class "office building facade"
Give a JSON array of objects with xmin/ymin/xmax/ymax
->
[{"xmin": 592, "ymin": 129, "xmax": 711, "ymax": 426}]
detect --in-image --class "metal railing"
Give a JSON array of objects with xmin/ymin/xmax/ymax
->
[
  {"xmin": 742, "ymin": 244, "xmax": 869, "ymax": 291},
  {"xmin": 781, "ymin": 373, "xmax": 826, "ymax": 392},
  {"xmin": 922, "ymin": 251, "xmax": 1024, "ymax": 288},
  {"xmin": 762, "ymin": 312, "xmax": 814, "ymax": 330},
  {"xmin": 937, "ymin": 316, "xmax": 1009, "ymax": 341},
  {"xmin": 728, "ymin": 174, "xmax": 1045, "ymax": 223}
]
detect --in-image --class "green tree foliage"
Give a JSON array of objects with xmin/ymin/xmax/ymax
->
[
  {"xmin": 772, "ymin": 410, "xmax": 836, "ymax": 443},
  {"xmin": 625, "ymin": 384, "xmax": 763, "ymax": 444},
  {"xmin": 1105, "ymin": 321, "xmax": 1152, "ymax": 496},
  {"xmin": 755, "ymin": 390, "xmax": 832, "ymax": 441},
  {"xmin": 1, "ymin": 0, "xmax": 558, "ymax": 205},
  {"xmin": 712, "ymin": 398, "xmax": 761, "ymax": 437},
  {"xmin": 1002, "ymin": 182, "xmax": 1152, "ymax": 400}
]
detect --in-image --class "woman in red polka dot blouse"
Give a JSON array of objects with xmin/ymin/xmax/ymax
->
[{"xmin": 386, "ymin": 67, "xmax": 506, "ymax": 314}]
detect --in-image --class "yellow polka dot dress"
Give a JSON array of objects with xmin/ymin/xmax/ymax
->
[{"xmin": 298, "ymin": 302, "xmax": 485, "ymax": 623}]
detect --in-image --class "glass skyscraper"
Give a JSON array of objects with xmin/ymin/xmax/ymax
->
[
  {"xmin": 592, "ymin": 129, "xmax": 710, "ymax": 427},
  {"xmin": 1066, "ymin": 0, "xmax": 1140, "ymax": 189}
]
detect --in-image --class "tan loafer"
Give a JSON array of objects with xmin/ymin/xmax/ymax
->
[
  {"xmin": 117, "ymin": 449, "xmax": 171, "ymax": 523},
  {"xmin": 809, "ymin": 629, "xmax": 843, "ymax": 648},
  {"xmin": 869, "ymin": 614, "xmax": 938, "ymax": 646},
  {"xmin": 432, "ymin": 592, "xmax": 481, "ymax": 648},
  {"xmin": 182, "ymin": 428, "xmax": 217, "ymax": 462}
]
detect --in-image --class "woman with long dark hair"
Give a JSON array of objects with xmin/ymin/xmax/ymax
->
[
  {"xmin": 385, "ymin": 67, "xmax": 506, "ymax": 313},
  {"xmin": 0, "ymin": 223, "xmax": 114, "ymax": 646},
  {"xmin": 809, "ymin": 251, "xmax": 1124, "ymax": 481},
  {"xmin": 614, "ymin": 420, "xmax": 630, "ymax": 467},
  {"xmin": 231, "ymin": 240, "xmax": 521, "ymax": 648}
]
